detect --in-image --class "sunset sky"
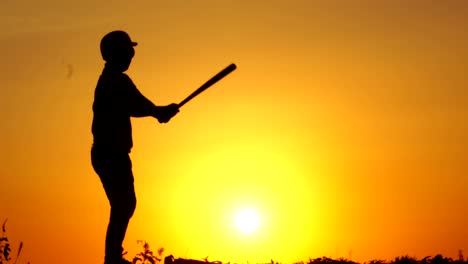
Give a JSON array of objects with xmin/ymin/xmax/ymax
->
[{"xmin": 1, "ymin": 1, "xmax": 467, "ymax": 264}]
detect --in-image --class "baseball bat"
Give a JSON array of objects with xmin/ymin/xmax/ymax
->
[{"xmin": 178, "ymin": 63, "xmax": 237, "ymax": 108}]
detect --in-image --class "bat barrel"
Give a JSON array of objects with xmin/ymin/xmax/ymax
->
[{"xmin": 178, "ymin": 63, "xmax": 237, "ymax": 108}]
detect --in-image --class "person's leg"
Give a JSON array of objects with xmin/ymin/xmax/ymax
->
[
  {"xmin": 105, "ymin": 181, "xmax": 136, "ymax": 263},
  {"xmin": 91, "ymin": 147, "xmax": 136, "ymax": 264}
]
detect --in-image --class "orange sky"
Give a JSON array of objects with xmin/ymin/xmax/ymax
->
[{"xmin": 1, "ymin": 1, "xmax": 467, "ymax": 264}]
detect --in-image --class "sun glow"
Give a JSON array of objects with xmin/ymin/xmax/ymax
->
[{"xmin": 234, "ymin": 208, "xmax": 261, "ymax": 235}]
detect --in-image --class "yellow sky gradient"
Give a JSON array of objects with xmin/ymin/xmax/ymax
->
[{"xmin": 1, "ymin": 1, "xmax": 467, "ymax": 264}]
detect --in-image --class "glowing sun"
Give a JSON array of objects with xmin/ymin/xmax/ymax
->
[{"xmin": 234, "ymin": 208, "xmax": 261, "ymax": 235}]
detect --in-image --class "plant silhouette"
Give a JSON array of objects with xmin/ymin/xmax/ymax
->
[
  {"xmin": 0, "ymin": 219, "xmax": 26, "ymax": 264},
  {"xmin": 131, "ymin": 240, "xmax": 164, "ymax": 264}
]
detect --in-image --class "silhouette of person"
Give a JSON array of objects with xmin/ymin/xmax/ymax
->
[{"xmin": 91, "ymin": 30, "xmax": 179, "ymax": 264}]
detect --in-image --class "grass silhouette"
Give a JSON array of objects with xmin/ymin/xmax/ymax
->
[
  {"xmin": 1, "ymin": 218, "xmax": 467, "ymax": 264},
  {"xmin": 131, "ymin": 240, "xmax": 164, "ymax": 264},
  {"xmin": 0, "ymin": 219, "xmax": 27, "ymax": 264},
  {"xmin": 305, "ymin": 254, "xmax": 467, "ymax": 264}
]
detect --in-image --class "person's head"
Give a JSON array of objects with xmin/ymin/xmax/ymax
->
[{"xmin": 100, "ymin": 30, "xmax": 137, "ymax": 71}]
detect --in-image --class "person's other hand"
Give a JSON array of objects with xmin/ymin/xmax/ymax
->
[{"xmin": 156, "ymin": 103, "xmax": 179, "ymax": 123}]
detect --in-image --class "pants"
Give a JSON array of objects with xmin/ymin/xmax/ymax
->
[{"xmin": 91, "ymin": 146, "xmax": 136, "ymax": 263}]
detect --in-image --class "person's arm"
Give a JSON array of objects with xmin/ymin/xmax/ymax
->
[
  {"xmin": 126, "ymin": 77, "xmax": 179, "ymax": 122},
  {"xmin": 127, "ymin": 87, "xmax": 157, "ymax": 117}
]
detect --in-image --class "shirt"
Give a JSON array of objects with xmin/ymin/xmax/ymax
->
[{"xmin": 92, "ymin": 67, "xmax": 157, "ymax": 153}]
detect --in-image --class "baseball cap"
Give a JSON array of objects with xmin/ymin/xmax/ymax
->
[{"xmin": 100, "ymin": 30, "xmax": 138, "ymax": 61}]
